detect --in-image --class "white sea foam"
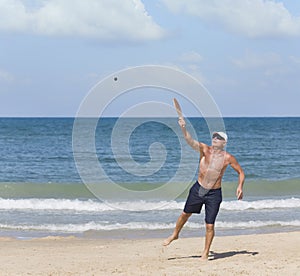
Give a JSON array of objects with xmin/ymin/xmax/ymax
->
[
  {"xmin": 0, "ymin": 198, "xmax": 182, "ymax": 212},
  {"xmin": 0, "ymin": 197, "xmax": 299, "ymax": 212},
  {"xmin": 0, "ymin": 220, "xmax": 299, "ymax": 233},
  {"xmin": 220, "ymin": 198, "xmax": 300, "ymax": 211}
]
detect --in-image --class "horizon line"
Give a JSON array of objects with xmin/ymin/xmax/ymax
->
[{"xmin": 0, "ymin": 115, "xmax": 299, "ymax": 119}]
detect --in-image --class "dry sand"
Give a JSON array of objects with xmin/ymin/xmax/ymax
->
[{"xmin": 0, "ymin": 231, "xmax": 299, "ymax": 275}]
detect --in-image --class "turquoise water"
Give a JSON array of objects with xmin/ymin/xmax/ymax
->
[{"xmin": 0, "ymin": 117, "xmax": 299, "ymax": 238}]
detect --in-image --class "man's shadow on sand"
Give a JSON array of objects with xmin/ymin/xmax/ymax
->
[{"xmin": 168, "ymin": 250, "xmax": 258, "ymax": 261}]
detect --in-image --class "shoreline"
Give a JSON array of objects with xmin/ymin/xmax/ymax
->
[
  {"xmin": 1, "ymin": 231, "xmax": 299, "ymax": 275},
  {"xmin": 1, "ymin": 225, "xmax": 299, "ymax": 241}
]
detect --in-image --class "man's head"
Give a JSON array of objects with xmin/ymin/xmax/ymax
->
[{"xmin": 212, "ymin": 131, "xmax": 227, "ymax": 148}]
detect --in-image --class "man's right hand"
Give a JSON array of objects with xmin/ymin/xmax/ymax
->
[{"xmin": 178, "ymin": 117, "xmax": 186, "ymax": 128}]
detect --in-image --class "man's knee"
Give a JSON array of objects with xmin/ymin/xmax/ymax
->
[
  {"xmin": 181, "ymin": 212, "xmax": 192, "ymax": 219},
  {"xmin": 205, "ymin": 223, "xmax": 215, "ymax": 233}
]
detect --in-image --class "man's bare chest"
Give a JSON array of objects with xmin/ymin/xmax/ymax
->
[{"xmin": 200, "ymin": 153, "xmax": 227, "ymax": 171}]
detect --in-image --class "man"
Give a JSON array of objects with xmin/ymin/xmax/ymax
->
[{"xmin": 163, "ymin": 117, "xmax": 245, "ymax": 260}]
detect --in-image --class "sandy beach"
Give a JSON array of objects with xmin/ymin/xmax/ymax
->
[{"xmin": 0, "ymin": 231, "xmax": 299, "ymax": 275}]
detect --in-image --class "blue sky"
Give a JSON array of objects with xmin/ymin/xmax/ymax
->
[{"xmin": 0, "ymin": 0, "xmax": 300, "ymax": 117}]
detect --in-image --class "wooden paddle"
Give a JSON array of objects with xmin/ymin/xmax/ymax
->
[{"xmin": 173, "ymin": 98, "xmax": 183, "ymax": 118}]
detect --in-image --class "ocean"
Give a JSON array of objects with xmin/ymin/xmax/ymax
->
[{"xmin": 0, "ymin": 117, "xmax": 299, "ymax": 239}]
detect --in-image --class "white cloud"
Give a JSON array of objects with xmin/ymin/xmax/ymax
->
[
  {"xmin": 161, "ymin": 0, "xmax": 300, "ymax": 38},
  {"xmin": 289, "ymin": 55, "xmax": 300, "ymax": 64},
  {"xmin": 232, "ymin": 51, "xmax": 281, "ymax": 69},
  {"xmin": 0, "ymin": 69, "xmax": 14, "ymax": 82},
  {"xmin": 178, "ymin": 52, "xmax": 206, "ymax": 84},
  {"xmin": 232, "ymin": 51, "xmax": 293, "ymax": 79},
  {"xmin": 159, "ymin": 61, "xmax": 207, "ymax": 84},
  {"xmin": 178, "ymin": 51, "xmax": 203, "ymax": 63},
  {"xmin": 0, "ymin": 0, "xmax": 165, "ymax": 41}
]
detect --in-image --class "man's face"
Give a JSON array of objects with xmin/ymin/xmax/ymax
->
[{"xmin": 212, "ymin": 133, "xmax": 226, "ymax": 148}]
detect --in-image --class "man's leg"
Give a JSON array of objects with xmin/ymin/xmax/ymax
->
[
  {"xmin": 201, "ymin": 223, "xmax": 215, "ymax": 260},
  {"xmin": 163, "ymin": 212, "xmax": 192, "ymax": 246},
  {"xmin": 201, "ymin": 188, "xmax": 222, "ymax": 259}
]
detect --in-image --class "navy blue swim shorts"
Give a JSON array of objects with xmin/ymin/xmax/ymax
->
[{"xmin": 183, "ymin": 181, "xmax": 222, "ymax": 224}]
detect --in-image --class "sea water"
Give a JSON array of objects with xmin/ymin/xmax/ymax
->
[{"xmin": 0, "ymin": 117, "xmax": 299, "ymax": 239}]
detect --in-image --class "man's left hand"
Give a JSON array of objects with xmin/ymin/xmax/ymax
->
[{"xmin": 236, "ymin": 188, "xmax": 243, "ymax": 200}]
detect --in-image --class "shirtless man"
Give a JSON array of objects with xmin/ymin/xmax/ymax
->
[{"xmin": 163, "ymin": 117, "xmax": 245, "ymax": 260}]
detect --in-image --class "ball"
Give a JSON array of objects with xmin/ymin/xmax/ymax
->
[{"xmin": 114, "ymin": 77, "xmax": 118, "ymax": 81}]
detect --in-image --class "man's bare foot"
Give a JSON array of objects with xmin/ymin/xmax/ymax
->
[
  {"xmin": 200, "ymin": 252, "xmax": 209, "ymax": 261},
  {"xmin": 162, "ymin": 235, "xmax": 178, "ymax": 246}
]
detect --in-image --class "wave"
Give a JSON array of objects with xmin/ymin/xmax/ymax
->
[
  {"xmin": 0, "ymin": 178, "xmax": 299, "ymax": 200},
  {"xmin": 0, "ymin": 198, "xmax": 113, "ymax": 212},
  {"xmin": 221, "ymin": 178, "xmax": 300, "ymax": 198},
  {"xmin": 221, "ymin": 198, "xmax": 300, "ymax": 211},
  {"xmin": 0, "ymin": 197, "xmax": 299, "ymax": 212},
  {"xmin": 0, "ymin": 220, "xmax": 299, "ymax": 233},
  {"xmin": 0, "ymin": 182, "xmax": 94, "ymax": 199}
]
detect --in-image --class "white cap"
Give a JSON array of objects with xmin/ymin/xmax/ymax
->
[{"xmin": 213, "ymin": 131, "xmax": 228, "ymax": 142}]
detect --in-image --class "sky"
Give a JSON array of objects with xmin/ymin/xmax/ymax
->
[{"xmin": 0, "ymin": 0, "xmax": 300, "ymax": 117}]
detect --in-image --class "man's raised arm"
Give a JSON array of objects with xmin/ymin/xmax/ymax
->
[{"xmin": 178, "ymin": 117, "xmax": 202, "ymax": 152}]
